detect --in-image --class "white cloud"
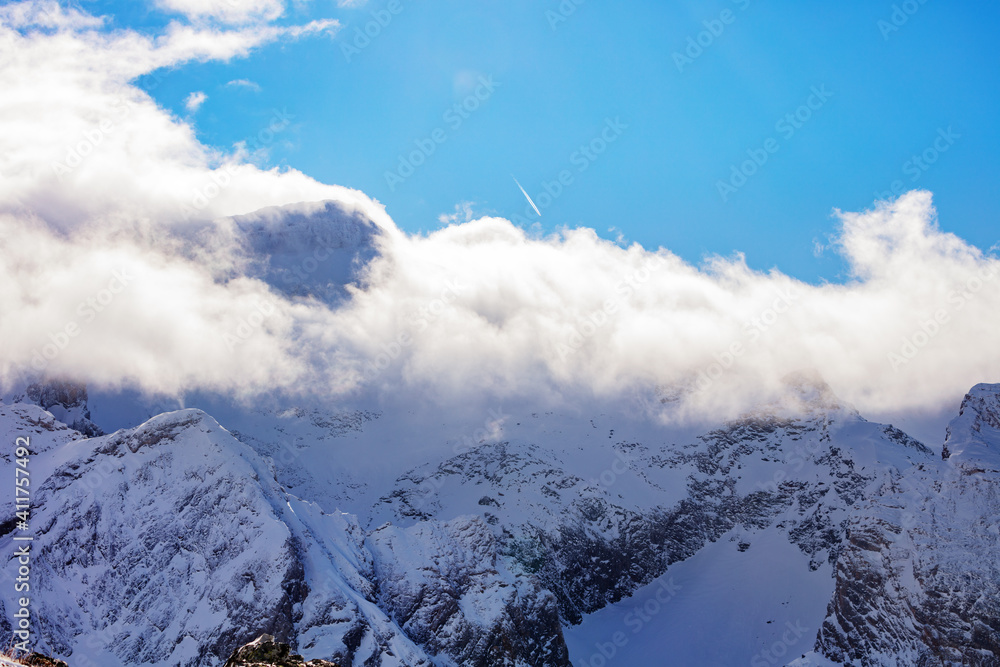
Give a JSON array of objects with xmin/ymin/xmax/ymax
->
[
  {"xmin": 0, "ymin": 1, "xmax": 372, "ymax": 398},
  {"xmin": 0, "ymin": 1, "xmax": 998, "ymax": 423},
  {"xmin": 0, "ymin": 2, "xmax": 343, "ymax": 229},
  {"xmin": 184, "ymin": 91, "xmax": 208, "ymax": 112},
  {"xmin": 154, "ymin": 0, "xmax": 286, "ymax": 25},
  {"xmin": 323, "ymin": 194, "xmax": 999, "ymax": 420},
  {"xmin": 437, "ymin": 201, "xmax": 477, "ymax": 226},
  {"xmin": 226, "ymin": 78, "xmax": 262, "ymax": 92},
  {"xmin": 336, "ymin": 0, "xmax": 369, "ymax": 8},
  {"xmin": 0, "ymin": 0, "xmax": 103, "ymax": 31}
]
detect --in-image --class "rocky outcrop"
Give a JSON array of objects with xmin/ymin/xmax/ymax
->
[
  {"xmin": 223, "ymin": 635, "xmax": 339, "ymax": 667},
  {"xmin": 813, "ymin": 384, "xmax": 1000, "ymax": 666},
  {"xmin": 12, "ymin": 653, "xmax": 69, "ymax": 667},
  {"xmin": 369, "ymin": 516, "xmax": 569, "ymax": 666},
  {"xmin": 23, "ymin": 380, "xmax": 102, "ymax": 437}
]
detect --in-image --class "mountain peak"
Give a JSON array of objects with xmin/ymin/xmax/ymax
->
[
  {"xmin": 108, "ymin": 408, "xmax": 219, "ymax": 455},
  {"xmin": 226, "ymin": 199, "xmax": 385, "ymax": 305},
  {"xmin": 781, "ymin": 369, "xmax": 841, "ymax": 407},
  {"xmin": 230, "ymin": 200, "xmax": 384, "ymax": 252},
  {"xmin": 739, "ymin": 369, "xmax": 852, "ymax": 422},
  {"xmin": 942, "ymin": 382, "xmax": 1000, "ymax": 464}
]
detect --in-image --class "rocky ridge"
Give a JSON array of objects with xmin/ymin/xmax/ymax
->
[
  {"xmin": 1, "ymin": 379, "xmax": 998, "ymax": 665},
  {"xmin": 808, "ymin": 384, "xmax": 1000, "ymax": 666}
]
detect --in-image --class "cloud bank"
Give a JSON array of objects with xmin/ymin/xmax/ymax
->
[
  {"xmin": 337, "ymin": 196, "xmax": 998, "ymax": 419},
  {"xmin": 0, "ymin": 1, "xmax": 997, "ymax": 421}
]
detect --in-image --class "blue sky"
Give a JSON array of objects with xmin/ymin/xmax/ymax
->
[{"xmin": 106, "ymin": 0, "xmax": 998, "ymax": 283}]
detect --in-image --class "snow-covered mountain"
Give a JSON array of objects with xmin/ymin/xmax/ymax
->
[
  {"xmin": 0, "ymin": 402, "xmax": 571, "ymax": 666},
  {"xmin": 222, "ymin": 199, "xmax": 384, "ymax": 306},
  {"xmin": 804, "ymin": 384, "xmax": 1000, "ymax": 666},
  {"xmin": 3, "ymin": 374, "xmax": 998, "ymax": 666}
]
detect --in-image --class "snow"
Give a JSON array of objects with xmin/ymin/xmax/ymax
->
[
  {"xmin": 1, "ymin": 372, "xmax": 996, "ymax": 664},
  {"xmin": 563, "ymin": 526, "xmax": 832, "ymax": 666},
  {"xmin": 942, "ymin": 382, "xmax": 1000, "ymax": 466}
]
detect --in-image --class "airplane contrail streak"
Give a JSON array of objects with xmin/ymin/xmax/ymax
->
[{"xmin": 512, "ymin": 175, "xmax": 542, "ymax": 217}]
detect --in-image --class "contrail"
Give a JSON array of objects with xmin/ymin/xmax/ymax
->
[{"xmin": 512, "ymin": 175, "xmax": 542, "ymax": 217}]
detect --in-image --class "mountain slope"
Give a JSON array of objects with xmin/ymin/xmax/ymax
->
[
  {"xmin": 0, "ymin": 405, "xmax": 567, "ymax": 666},
  {"xmin": 809, "ymin": 384, "xmax": 1000, "ymax": 666},
  {"xmin": 378, "ymin": 377, "xmax": 938, "ymax": 663},
  {"xmin": 2, "ymin": 376, "xmax": 999, "ymax": 665}
]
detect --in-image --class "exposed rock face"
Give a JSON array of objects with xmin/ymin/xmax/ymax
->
[
  {"xmin": 16, "ymin": 653, "xmax": 69, "ymax": 667},
  {"xmin": 369, "ymin": 516, "xmax": 568, "ymax": 666},
  {"xmin": 941, "ymin": 383, "xmax": 1000, "ymax": 464},
  {"xmin": 223, "ymin": 635, "xmax": 339, "ymax": 667},
  {"xmin": 383, "ymin": 392, "xmax": 933, "ymax": 629},
  {"xmin": 23, "ymin": 380, "xmax": 102, "ymax": 437},
  {"xmin": 813, "ymin": 384, "xmax": 1000, "ymax": 666}
]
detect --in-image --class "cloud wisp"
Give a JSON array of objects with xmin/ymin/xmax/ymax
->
[{"xmin": 184, "ymin": 91, "xmax": 208, "ymax": 113}]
